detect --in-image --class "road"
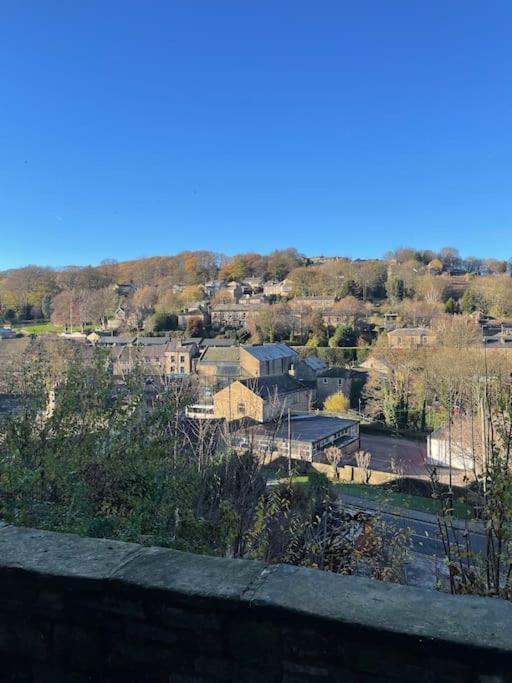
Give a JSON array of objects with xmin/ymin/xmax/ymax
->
[{"xmin": 341, "ymin": 494, "xmax": 487, "ymax": 558}]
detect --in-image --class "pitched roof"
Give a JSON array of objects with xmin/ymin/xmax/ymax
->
[
  {"xmin": 318, "ymin": 366, "xmax": 365, "ymax": 379},
  {"xmin": 134, "ymin": 336, "xmax": 170, "ymax": 346},
  {"xmin": 96, "ymin": 335, "xmax": 136, "ymax": 346},
  {"xmin": 238, "ymin": 375, "xmax": 306, "ymax": 398},
  {"xmin": 387, "ymin": 327, "xmax": 433, "ymax": 336},
  {"xmin": 304, "ymin": 356, "xmax": 327, "ymax": 372},
  {"xmin": 200, "ymin": 338, "xmax": 238, "ymax": 348},
  {"xmin": 242, "ymin": 343, "xmax": 298, "ymax": 362}
]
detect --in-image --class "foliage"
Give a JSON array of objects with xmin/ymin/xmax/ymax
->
[{"xmin": 324, "ymin": 392, "xmax": 349, "ymax": 414}]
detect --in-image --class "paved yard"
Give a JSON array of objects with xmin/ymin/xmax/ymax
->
[{"xmin": 349, "ymin": 432, "xmax": 427, "ymax": 476}]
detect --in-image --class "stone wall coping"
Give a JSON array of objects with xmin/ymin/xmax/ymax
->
[{"xmin": 1, "ymin": 522, "xmax": 511, "ymax": 656}]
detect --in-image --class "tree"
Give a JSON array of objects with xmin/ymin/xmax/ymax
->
[
  {"xmin": 50, "ymin": 290, "xmax": 82, "ymax": 330},
  {"xmin": 325, "ymin": 445, "xmax": 342, "ymax": 479},
  {"xmin": 460, "ymin": 288, "xmax": 483, "ymax": 314},
  {"xmin": 386, "ymin": 277, "xmax": 405, "ymax": 302},
  {"xmin": 444, "ymin": 297, "xmax": 457, "ymax": 315},
  {"xmin": 146, "ymin": 312, "xmax": 177, "ymax": 332},
  {"xmin": 324, "ymin": 392, "xmax": 349, "ymax": 414},
  {"xmin": 187, "ymin": 316, "xmax": 204, "ymax": 337},
  {"xmin": 328, "ymin": 324, "xmax": 357, "ymax": 348}
]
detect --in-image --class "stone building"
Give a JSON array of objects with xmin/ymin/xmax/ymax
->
[
  {"xmin": 230, "ymin": 414, "xmax": 360, "ymax": 464},
  {"xmin": 387, "ymin": 327, "xmax": 437, "ymax": 349},
  {"xmin": 316, "ymin": 367, "xmax": 367, "ymax": 406},
  {"xmin": 213, "ymin": 375, "xmax": 314, "ymax": 423},
  {"xmin": 239, "ymin": 343, "xmax": 299, "ymax": 377}
]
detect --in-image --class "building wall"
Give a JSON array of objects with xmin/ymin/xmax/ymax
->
[
  {"xmin": 213, "ymin": 382, "xmax": 264, "ymax": 422},
  {"xmin": 317, "ymin": 376, "xmax": 352, "ymax": 404},
  {"xmin": 239, "ymin": 349, "xmax": 295, "ymax": 377}
]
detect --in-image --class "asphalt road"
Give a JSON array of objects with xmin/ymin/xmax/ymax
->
[{"xmin": 343, "ymin": 494, "xmax": 487, "ymax": 558}]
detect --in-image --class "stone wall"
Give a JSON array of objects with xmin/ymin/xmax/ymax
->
[{"xmin": 0, "ymin": 521, "xmax": 511, "ymax": 682}]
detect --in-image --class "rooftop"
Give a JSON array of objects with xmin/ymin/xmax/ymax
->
[
  {"xmin": 239, "ymin": 374, "xmax": 306, "ymax": 398},
  {"xmin": 249, "ymin": 414, "xmax": 358, "ymax": 443},
  {"xmin": 242, "ymin": 343, "xmax": 298, "ymax": 362},
  {"xmin": 388, "ymin": 327, "xmax": 433, "ymax": 336},
  {"xmin": 318, "ymin": 366, "xmax": 365, "ymax": 379}
]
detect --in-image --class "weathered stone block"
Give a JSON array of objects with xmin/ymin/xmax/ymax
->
[{"xmin": 227, "ymin": 619, "xmax": 281, "ymax": 665}]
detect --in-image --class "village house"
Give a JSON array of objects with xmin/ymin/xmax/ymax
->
[
  {"xmin": 177, "ymin": 308, "xmax": 210, "ymax": 331},
  {"xmin": 111, "ymin": 340, "xmax": 199, "ymax": 377},
  {"xmin": 321, "ymin": 307, "xmax": 365, "ymax": 329},
  {"xmin": 210, "ymin": 303, "xmax": 257, "ymax": 330},
  {"xmin": 387, "ymin": 327, "xmax": 437, "ymax": 349},
  {"xmin": 230, "ymin": 414, "xmax": 360, "ymax": 464},
  {"xmin": 427, "ymin": 416, "xmax": 482, "ymax": 472},
  {"xmin": 289, "ymin": 355, "xmax": 328, "ymax": 382},
  {"xmin": 107, "ymin": 306, "xmax": 143, "ymax": 331},
  {"xmin": 316, "ymin": 367, "xmax": 367, "ymax": 406},
  {"xmin": 291, "ymin": 296, "xmax": 338, "ymax": 310},
  {"xmin": 213, "ymin": 375, "xmax": 314, "ymax": 423},
  {"xmin": 263, "ymin": 280, "xmax": 293, "ymax": 298}
]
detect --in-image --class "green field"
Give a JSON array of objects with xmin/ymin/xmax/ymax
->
[
  {"xmin": 13, "ymin": 322, "xmax": 96, "ymax": 335},
  {"xmin": 14, "ymin": 322, "xmax": 64, "ymax": 334},
  {"xmin": 291, "ymin": 476, "xmax": 474, "ymax": 520}
]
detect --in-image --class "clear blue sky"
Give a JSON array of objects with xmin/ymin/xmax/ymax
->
[{"xmin": 1, "ymin": 1, "xmax": 511, "ymax": 269}]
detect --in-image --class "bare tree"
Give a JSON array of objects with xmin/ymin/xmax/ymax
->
[
  {"xmin": 355, "ymin": 450, "xmax": 372, "ymax": 483},
  {"xmin": 325, "ymin": 445, "xmax": 342, "ymax": 479}
]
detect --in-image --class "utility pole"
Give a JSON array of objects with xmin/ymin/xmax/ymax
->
[{"xmin": 287, "ymin": 408, "xmax": 292, "ymax": 477}]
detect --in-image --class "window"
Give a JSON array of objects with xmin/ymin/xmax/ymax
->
[
  {"xmin": 338, "ymin": 379, "xmax": 343, "ymax": 386},
  {"xmin": 323, "ymin": 378, "xmax": 328, "ymax": 384},
  {"xmin": 180, "ymin": 355, "xmax": 185, "ymax": 363},
  {"xmin": 237, "ymin": 402, "xmax": 246, "ymax": 415}
]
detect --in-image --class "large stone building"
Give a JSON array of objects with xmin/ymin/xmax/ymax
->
[
  {"xmin": 239, "ymin": 343, "xmax": 299, "ymax": 377},
  {"xmin": 111, "ymin": 340, "xmax": 199, "ymax": 377},
  {"xmin": 387, "ymin": 327, "xmax": 437, "ymax": 349},
  {"xmin": 213, "ymin": 375, "xmax": 314, "ymax": 423},
  {"xmin": 210, "ymin": 303, "xmax": 256, "ymax": 330}
]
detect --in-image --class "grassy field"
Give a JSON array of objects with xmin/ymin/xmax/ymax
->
[
  {"xmin": 13, "ymin": 322, "xmax": 63, "ymax": 334},
  {"xmin": 13, "ymin": 322, "xmax": 95, "ymax": 335},
  {"xmin": 290, "ymin": 475, "xmax": 474, "ymax": 520}
]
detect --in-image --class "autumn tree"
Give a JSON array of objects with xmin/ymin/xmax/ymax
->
[{"xmin": 324, "ymin": 392, "xmax": 349, "ymax": 414}]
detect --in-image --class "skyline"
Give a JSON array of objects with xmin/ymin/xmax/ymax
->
[{"xmin": 1, "ymin": 1, "xmax": 511, "ymax": 269}]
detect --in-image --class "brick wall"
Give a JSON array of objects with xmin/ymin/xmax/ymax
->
[{"xmin": 0, "ymin": 522, "xmax": 511, "ymax": 682}]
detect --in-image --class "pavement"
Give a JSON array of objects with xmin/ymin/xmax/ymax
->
[{"xmin": 353, "ymin": 432, "xmax": 427, "ymax": 476}]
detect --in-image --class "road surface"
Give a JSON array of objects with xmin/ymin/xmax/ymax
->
[{"xmin": 352, "ymin": 432, "xmax": 427, "ymax": 476}]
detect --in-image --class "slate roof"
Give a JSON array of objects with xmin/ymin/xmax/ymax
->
[
  {"xmin": 239, "ymin": 375, "xmax": 306, "ymax": 398},
  {"xmin": 318, "ymin": 367, "xmax": 365, "ymax": 379},
  {"xmin": 242, "ymin": 343, "xmax": 298, "ymax": 362},
  {"xmin": 134, "ymin": 336, "xmax": 170, "ymax": 346},
  {"xmin": 96, "ymin": 335, "xmax": 136, "ymax": 346},
  {"xmin": 248, "ymin": 415, "xmax": 358, "ymax": 444},
  {"xmin": 200, "ymin": 338, "xmax": 238, "ymax": 348},
  {"xmin": 304, "ymin": 356, "xmax": 327, "ymax": 372},
  {"xmin": 387, "ymin": 327, "xmax": 433, "ymax": 337}
]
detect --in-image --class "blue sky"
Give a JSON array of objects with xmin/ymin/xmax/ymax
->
[{"xmin": 0, "ymin": 1, "xmax": 511, "ymax": 269}]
